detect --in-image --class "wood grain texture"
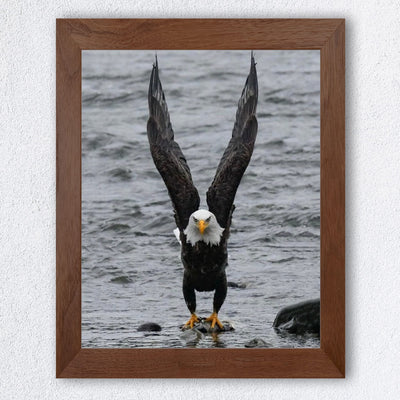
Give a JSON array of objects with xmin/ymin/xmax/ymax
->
[
  {"xmin": 56, "ymin": 20, "xmax": 82, "ymax": 377},
  {"xmin": 64, "ymin": 18, "xmax": 342, "ymax": 50},
  {"xmin": 59, "ymin": 349, "xmax": 342, "ymax": 378},
  {"xmin": 320, "ymin": 20, "xmax": 345, "ymax": 375},
  {"xmin": 56, "ymin": 18, "xmax": 345, "ymax": 378}
]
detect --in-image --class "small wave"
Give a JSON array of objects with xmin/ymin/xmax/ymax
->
[
  {"xmin": 269, "ymin": 256, "xmax": 302, "ymax": 264},
  {"xmin": 266, "ymin": 112, "xmax": 319, "ymax": 119},
  {"xmin": 227, "ymin": 281, "xmax": 247, "ymax": 289},
  {"xmin": 253, "ymin": 236, "xmax": 273, "ymax": 243},
  {"xmin": 277, "ymin": 113, "xmax": 300, "ymax": 118},
  {"xmin": 251, "ymin": 203, "xmax": 278, "ymax": 211},
  {"xmin": 100, "ymin": 144, "xmax": 134, "ymax": 159},
  {"xmin": 107, "ymin": 167, "xmax": 132, "ymax": 181},
  {"xmin": 145, "ymin": 199, "xmax": 170, "ymax": 207},
  {"xmin": 285, "ymin": 148, "xmax": 304, "ymax": 155},
  {"xmin": 195, "ymin": 71, "xmax": 241, "ymax": 81},
  {"xmin": 101, "ymin": 93, "xmax": 134, "ymax": 104},
  {"xmin": 83, "ymin": 92, "xmax": 138, "ymax": 105},
  {"xmin": 142, "ymin": 215, "xmax": 175, "ymax": 231},
  {"xmin": 82, "ymin": 93, "xmax": 101, "ymax": 103},
  {"xmin": 275, "ymin": 70, "xmax": 296, "ymax": 75},
  {"xmin": 110, "ymin": 276, "xmax": 133, "ymax": 284},
  {"xmin": 122, "ymin": 209, "xmax": 144, "ymax": 219},
  {"xmin": 133, "ymin": 231, "xmax": 150, "ymax": 237},
  {"xmin": 143, "ymin": 170, "xmax": 163, "ymax": 179},
  {"xmin": 264, "ymin": 96, "xmax": 304, "ymax": 105},
  {"xmin": 294, "ymin": 90, "xmax": 320, "ymax": 97},
  {"xmin": 265, "ymin": 139, "xmax": 285, "ymax": 147},
  {"xmin": 257, "ymin": 112, "xmax": 274, "ymax": 118},
  {"xmin": 83, "ymin": 74, "xmax": 133, "ymax": 81},
  {"xmin": 308, "ymin": 215, "xmax": 320, "ymax": 228},
  {"xmin": 168, "ymin": 89, "xmax": 182, "ymax": 97},
  {"xmin": 274, "ymin": 231, "xmax": 293, "ymax": 238},
  {"xmin": 82, "ymin": 131, "xmax": 113, "ymax": 150},
  {"xmin": 274, "ymin": 213, "xmax": 320, "ymax": 229},
  {"xmin": 265, "ymin": 88, "xmax": 284, "ymax": 96},
  {"xmin": 101, "ymin": 222, "xmax": 131, "ymax": 233},
  {"xmin": 297, "ymin": 231, "xmax": 320, "ymax": 239},
  {"xmin": 256, "ymin": 112, "xmax": 318, "ymax": 119}
]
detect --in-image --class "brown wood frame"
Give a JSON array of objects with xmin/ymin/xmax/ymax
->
[{"xmin": 56, "ymin": 18, "xmax": 345, "ymax": 378}]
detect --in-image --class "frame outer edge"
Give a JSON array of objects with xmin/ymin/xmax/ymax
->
[
  {"xmin": 56, "ymin": 18, "xmax": 346, "ymax": 378},
  {"xmin": 320, "ymin": 19, "xmax": 345, "ymax": 376},
  {"xmin": 56, "ymin": 19, "xmax": 82, "ymax": 377}
]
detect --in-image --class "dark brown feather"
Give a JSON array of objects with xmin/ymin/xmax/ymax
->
[
  {"xmin": 147, "ymin": 57, "xmax": 200, "ymax": 231},
  {"xmin": 206, "ymin": 52, "xmax": 258, "ymax": 228}
]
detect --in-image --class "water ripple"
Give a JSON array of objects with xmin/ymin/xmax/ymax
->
[{"xmin": 82, "ymin": 49, "xmax": 320, "ymax": 349}]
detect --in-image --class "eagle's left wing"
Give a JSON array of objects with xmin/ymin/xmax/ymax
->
[{"xmin": 206, "ymin": 52, "xmax": 258, "ymax": 229}]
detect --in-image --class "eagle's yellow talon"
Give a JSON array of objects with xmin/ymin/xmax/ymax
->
[
  {"xmin": 205, "ymin": 312, "xmax": 224, "ymax": 330},
  {"xmin": 184, "ymin": 313, "xmax": 199, "ymax": 328}
]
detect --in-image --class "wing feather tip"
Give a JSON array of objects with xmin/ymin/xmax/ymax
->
[
  {"xmin": 248, "ymin": 54, "xmax": 258, "ymax": 91},
  {"xmin": 149, "ymin": 55, "xmax": 161, "ymax": 99}
]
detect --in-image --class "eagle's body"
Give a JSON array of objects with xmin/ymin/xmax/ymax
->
[
  {"xmin": 182, "ymin": 239, "xmax": 227, "ymax": 292},
  {"xmin": 146, "ymin": 54, "xmax": 258, "ymax": 329}
]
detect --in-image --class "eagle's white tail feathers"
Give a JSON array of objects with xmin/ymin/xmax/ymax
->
[{"xmin": 173, "ymin": 228, "xmax": 181, "ymax": 245}]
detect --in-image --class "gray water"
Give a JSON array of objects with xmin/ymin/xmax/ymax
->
[{"xmin": 82, "ymin": 50, "xmax": 320, "ymax": 349}]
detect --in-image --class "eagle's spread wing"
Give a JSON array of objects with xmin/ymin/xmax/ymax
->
[
  {"xmin": 206, "ymin": 52, "xmax": 258, "ymax": 228},
  {"xmin": 147, "ymin": 57, "xmax": 200, "ymax": 231}
]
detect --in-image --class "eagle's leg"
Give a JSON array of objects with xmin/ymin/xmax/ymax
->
[
  {"xmin": 183, "ymin": 272, "xmax": 199, "ymax": 328},
  {"xmin": 206, "ymin": 273, "xmax": 227, "ymax": 330},
  {"xmin": 184, "ymin": 313, "xmax": 199, "ymax": 328}
]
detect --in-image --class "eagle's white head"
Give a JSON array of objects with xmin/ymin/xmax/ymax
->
[{"xmin": 184, "ymin": 209, "xmax": 224, "ymax": 246}]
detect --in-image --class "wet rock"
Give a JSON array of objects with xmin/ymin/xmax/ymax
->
[
  {"xmin": 273, "ymin": 298, "xmax": 320, "ymax": 336},
  {"xmin": 180, "ymin": 328, "xmax": 204, "ymax": 346},
  {"xmin": 245, "ymin": 338, "xmax": 270, "ymax": 348},
  {"xmin": 227, "ymin": 281, "xmax": 247, "ymax": 289},
  {"xmin": 137, "ymin": 322, "xmax": 162, "ymax": 332},
  {"xmin": 180, "ymin": 317, "xmax": 234, "ymax": 333}
]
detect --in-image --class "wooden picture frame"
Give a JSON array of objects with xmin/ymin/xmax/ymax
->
[{"xmin": 56, "ymin": 18, "xmax": 345, "ymax": 378}]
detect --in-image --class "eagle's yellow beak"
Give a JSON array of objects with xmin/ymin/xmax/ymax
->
[{"xmin": 198, "ymin": 220, "xmax": 208, "ymax": 235}]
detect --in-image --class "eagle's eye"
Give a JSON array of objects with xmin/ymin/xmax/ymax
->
[
  {"xmin": 193, "ymin": 217, "xmax": 198, "ymax": 223},
  {"xmin": 206, "ymin": 216, "xmax": 211, "ymax": 222}
]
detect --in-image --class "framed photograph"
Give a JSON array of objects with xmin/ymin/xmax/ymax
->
[{"xmin": 57, "ymin": 18, "xmax": 345, "ymax": 378}]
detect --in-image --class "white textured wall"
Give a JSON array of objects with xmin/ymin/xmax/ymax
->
[{"xmin": 1, "ymin": 0, "xmax": 399, "ymax": 398}]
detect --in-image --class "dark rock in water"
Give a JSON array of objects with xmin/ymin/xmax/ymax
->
[
  {"xmin": 137, "ymin": 322, "xmax": 162, "ymax": 332},
  {"xmin": 180, "ymin": 317, "xmax": 234, "ymax": 333},
  {"xmin": 245, "ymin": 338, "xmax": 270, "ymax": 348},
  {"xmin": 273, "ymin": 299, "xmax": 320, "ymax": 335},
  {"xmin": 180, "ymin": 328, "xmax": 204, "ymax": 347},
  {"xmin": 227, "ymin": 281, "xmax": 247, "ymax": 289}
]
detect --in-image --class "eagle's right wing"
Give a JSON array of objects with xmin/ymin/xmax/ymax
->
[
  {"xmin": 147, "ymin": 57, "xmax": 200, "ymax": 231},
  {"xmin": 206, "ymin": 52, "xmax": 258, "ymax": 229}
]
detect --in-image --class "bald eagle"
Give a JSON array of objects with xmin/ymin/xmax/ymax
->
[{"xmin": 147, "ymin": 53, "xmax": 258, "ymax": 330}]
